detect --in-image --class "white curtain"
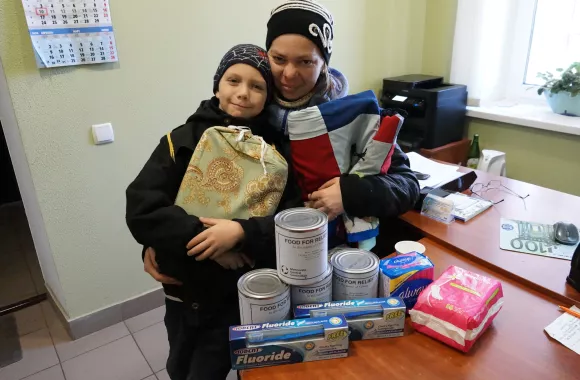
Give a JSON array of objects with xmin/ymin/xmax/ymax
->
[{"xmin": 450, "ymin": 0, "xmax": 527, "ymax": 106}]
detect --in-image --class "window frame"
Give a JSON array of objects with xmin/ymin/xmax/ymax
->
[{"xmin": 504, "ymin": 0, "xmax": 541, "ymax": 103}]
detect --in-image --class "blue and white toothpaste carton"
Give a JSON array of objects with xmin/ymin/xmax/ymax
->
[
  {"xmin": 294, "ymin": 297, "xmax": 406, "ymax": 341},
  {"xmin": 229, "ymin": 316, "xmax": 349, "ymax": 370}
]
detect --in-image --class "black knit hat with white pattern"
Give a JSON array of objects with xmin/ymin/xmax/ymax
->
[
  {"xmin": 266, "ymin": 0, "xmax": 334, "ymax": 63},
  {"xmin": 213, "ymin": 44, "xmax": 272, "ymax": 100}
]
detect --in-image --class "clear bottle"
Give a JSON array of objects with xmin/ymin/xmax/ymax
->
[{"xmin": 466, "ymin": 134, "xmax": 481, "ymax": 169}]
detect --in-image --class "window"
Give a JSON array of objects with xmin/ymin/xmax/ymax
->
[
  {"xmin": 524, "ymin": 0, "xmax": 580, "ymax": 85},
  {"xmin": 451, "ymin": 0, "xmax": 580, "ymax": 131},
  {"xmin": 451, "ymin": 0, "xmax": 580, "ymax": 104}
]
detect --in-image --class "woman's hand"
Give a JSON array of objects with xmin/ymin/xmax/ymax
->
[
  {"xmin": 213, "ymin": 251, "xmax": 254, "ymax": 270},
  {"xmin": 144, "ymin": 247, "xmax": 182, "ymax": 285},
  {"xmin": 308, "ymin": 177, "xmax": 344, "ymax": 221},
  {"xmin": 186, "ymin": 218, "xmax": 245, "ymax": 261}
]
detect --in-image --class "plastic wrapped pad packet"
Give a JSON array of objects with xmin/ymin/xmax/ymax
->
[{"xmin": 409, "ymin": 265, "xmax": 504, "ymax": 352}]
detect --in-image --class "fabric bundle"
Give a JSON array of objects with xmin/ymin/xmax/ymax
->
[
  {"xmin": 173, "ymin": 126, "xmax": 288, "ymax": 219},
  {"xmin": 286, "ymin": 90, "xmax": 404, "ymax": 248}
]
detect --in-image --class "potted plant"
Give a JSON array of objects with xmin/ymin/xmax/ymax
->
[{"xmin": 537, "ymin": 62, "xmax": 580, "ymax": 116}]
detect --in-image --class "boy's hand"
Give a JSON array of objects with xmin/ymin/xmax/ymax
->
[
  {"xmin": 213, "ymin": 251, "xmax": 253, "ymax": 270},
  {"xmin": 144, "ymin": 247, "xmax": 182, "ymax": 285},
  {"xmin": 308, "ymin": 177, "xmax": 344, "ymax": 221},
  {"xmin": 186, "ymin": 218, "xmax": 245, "ymax": 261}
]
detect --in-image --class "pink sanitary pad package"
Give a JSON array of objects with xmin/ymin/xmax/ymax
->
[{"xmin": 409, "ymin": 266, "xmax": 504, "ymax": 352}]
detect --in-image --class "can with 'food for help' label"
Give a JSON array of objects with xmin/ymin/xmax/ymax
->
[{"xmin": 275, "ymin": 208, "xmax": 328, "ymax": 286}]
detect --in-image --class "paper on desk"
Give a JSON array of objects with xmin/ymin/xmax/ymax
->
[
  {"xmin": 407, "ymin": 152, "xmax": 462, "ymax": 189},
  {"xmin": 544, "ymin": 306, "xmax": 580, "ymax": 355}
]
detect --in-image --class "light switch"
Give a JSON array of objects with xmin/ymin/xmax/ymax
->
[{"xmin": 92, "ymin": 123, "xmax": 114, "ymax": 145}]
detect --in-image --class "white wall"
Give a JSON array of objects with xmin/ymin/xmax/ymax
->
[
  {"xmin": 0, "ymin": 56, "xmax": 67, "ymax": 311},
  {"xmin": 0, "ymin": 0, "xmax": 426, "ymax": 319},
  {"xmin": 364, "ymin": 0, "xmax": 427, "ymax": 92}
]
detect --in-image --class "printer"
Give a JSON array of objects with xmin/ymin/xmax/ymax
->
[{"xmin": 380, "ymin": 74, "xmax": 467, "ymax": 150}]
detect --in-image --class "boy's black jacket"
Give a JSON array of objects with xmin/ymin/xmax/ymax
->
[
  {"xmin": 126, "ymin": 97, "xmax": 421, "ymax": 305},
  {"xmin": 125, "ymin": 97, "xmax": 302, "ymax": 305}
]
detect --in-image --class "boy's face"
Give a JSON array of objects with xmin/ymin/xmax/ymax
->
[{"xmin": 216, "ymin": 63, "xmax": 268, "ymax": 119}]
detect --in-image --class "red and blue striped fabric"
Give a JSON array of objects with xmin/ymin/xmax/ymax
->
[{"xmin": 287, "ymin": 90, "xmax": 404, "ymax": 247}]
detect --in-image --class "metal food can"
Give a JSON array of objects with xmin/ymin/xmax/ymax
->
[
  {"xmin": 275, "ymin": 208, "xmax": 328, "ymax": 286},
  {"xmin": 237, "ymin": 269, "xmax": 291, "ymax": 325},
  {"xmin": 331, "ymin": 249, "xmax": 380, "ymax": 300},
  {"xmin": 291, "ymin": 263, "xmax": 333, "ymax": 306},
  {"xmin": 328, "ymin": 245, "xmax": 348, "ymax": 262}
]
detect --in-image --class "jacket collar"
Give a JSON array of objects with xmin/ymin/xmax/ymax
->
[{"xmin": 172, "ymin": 97, "xmax": 270, "ymax": 154}]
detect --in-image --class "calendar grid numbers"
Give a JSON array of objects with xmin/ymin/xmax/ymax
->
[{"xmin": 23, "ymin": 0, "xmax": 118, "ymax": 68}]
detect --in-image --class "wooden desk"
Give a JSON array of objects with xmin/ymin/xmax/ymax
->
[
  {"xmin": 400, "ymin": 167, "xmax": 580, "ymax": 306},
  {"xmin": 241, "ymin": 239, "xmax": 579, "ymax": 380}
]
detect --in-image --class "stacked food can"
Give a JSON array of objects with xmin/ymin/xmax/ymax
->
[
  {"xmin": 238, "ymin": 207, "xmax": 381, "ymax": 324},
  {"xmin": 232, "ymin": 207, "xmax": 500, "ymax": 371}
]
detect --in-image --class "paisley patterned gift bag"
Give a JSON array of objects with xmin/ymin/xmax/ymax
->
[{"xmin": 171, "ymin": 126, "xmax": 288, "ymax": 219}]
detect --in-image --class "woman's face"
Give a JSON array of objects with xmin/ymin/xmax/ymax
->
[{"xmin": 268, "ymin": 34, "xmax": 325, "ymax": 101}]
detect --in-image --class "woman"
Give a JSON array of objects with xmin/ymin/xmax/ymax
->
[
  {"xmin": 267, "ymin": 1, "xmax": 419, "ymax": 216},
  {"xmin": 143, "ymin": 0, "xmax": 419, "ymax": 284},
  {"xmin": 235, "ymin": 0, "xmax": 420, "ymax": 259}
]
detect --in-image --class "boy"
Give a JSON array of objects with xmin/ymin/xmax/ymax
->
[{"xmin": 126, "ymin": 44, "xmax": 294, "ymax": 380}]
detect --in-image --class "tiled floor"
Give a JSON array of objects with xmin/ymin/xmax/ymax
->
[
  {"xmin": 0, "ymin": 202, "xmax": 45, "ymax": 308},
  {"xmin": 0, "ymin": 202, "xmax": 237, "ymax": 379},
  {"xmin": 0, "ymin": 302, "xmax": 238, "ymax": 380}
]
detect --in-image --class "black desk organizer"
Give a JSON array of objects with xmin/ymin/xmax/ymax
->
[{"xmin": 568, "ymin": 244, "xmax": 580, "ymax": 292}]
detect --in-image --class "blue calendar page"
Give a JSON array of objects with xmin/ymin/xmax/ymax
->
[{"xmin": 22, "ymin": 0, "xmax": 118, "ymax": 68}]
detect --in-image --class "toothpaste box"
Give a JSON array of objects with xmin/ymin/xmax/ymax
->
[
  {"xmin": 294, "ymin": 297, "xmax": 406, "ymax": 341},
  {"xmin": 379, "ymin": 252, "xmax": 434, "ymax": 309},
  {"xmin": 229, "ymin": 316, "xmax": 349, "ymax": 370}
]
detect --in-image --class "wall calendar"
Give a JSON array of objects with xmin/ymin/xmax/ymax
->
[{"xmin": 22, "ymin": 0, "xmax": 118, "ymax": 68}]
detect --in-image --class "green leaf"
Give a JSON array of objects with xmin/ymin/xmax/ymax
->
[{"xmin": 536, "ymin": 62, "xmax": 580, "ymax": 97}]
